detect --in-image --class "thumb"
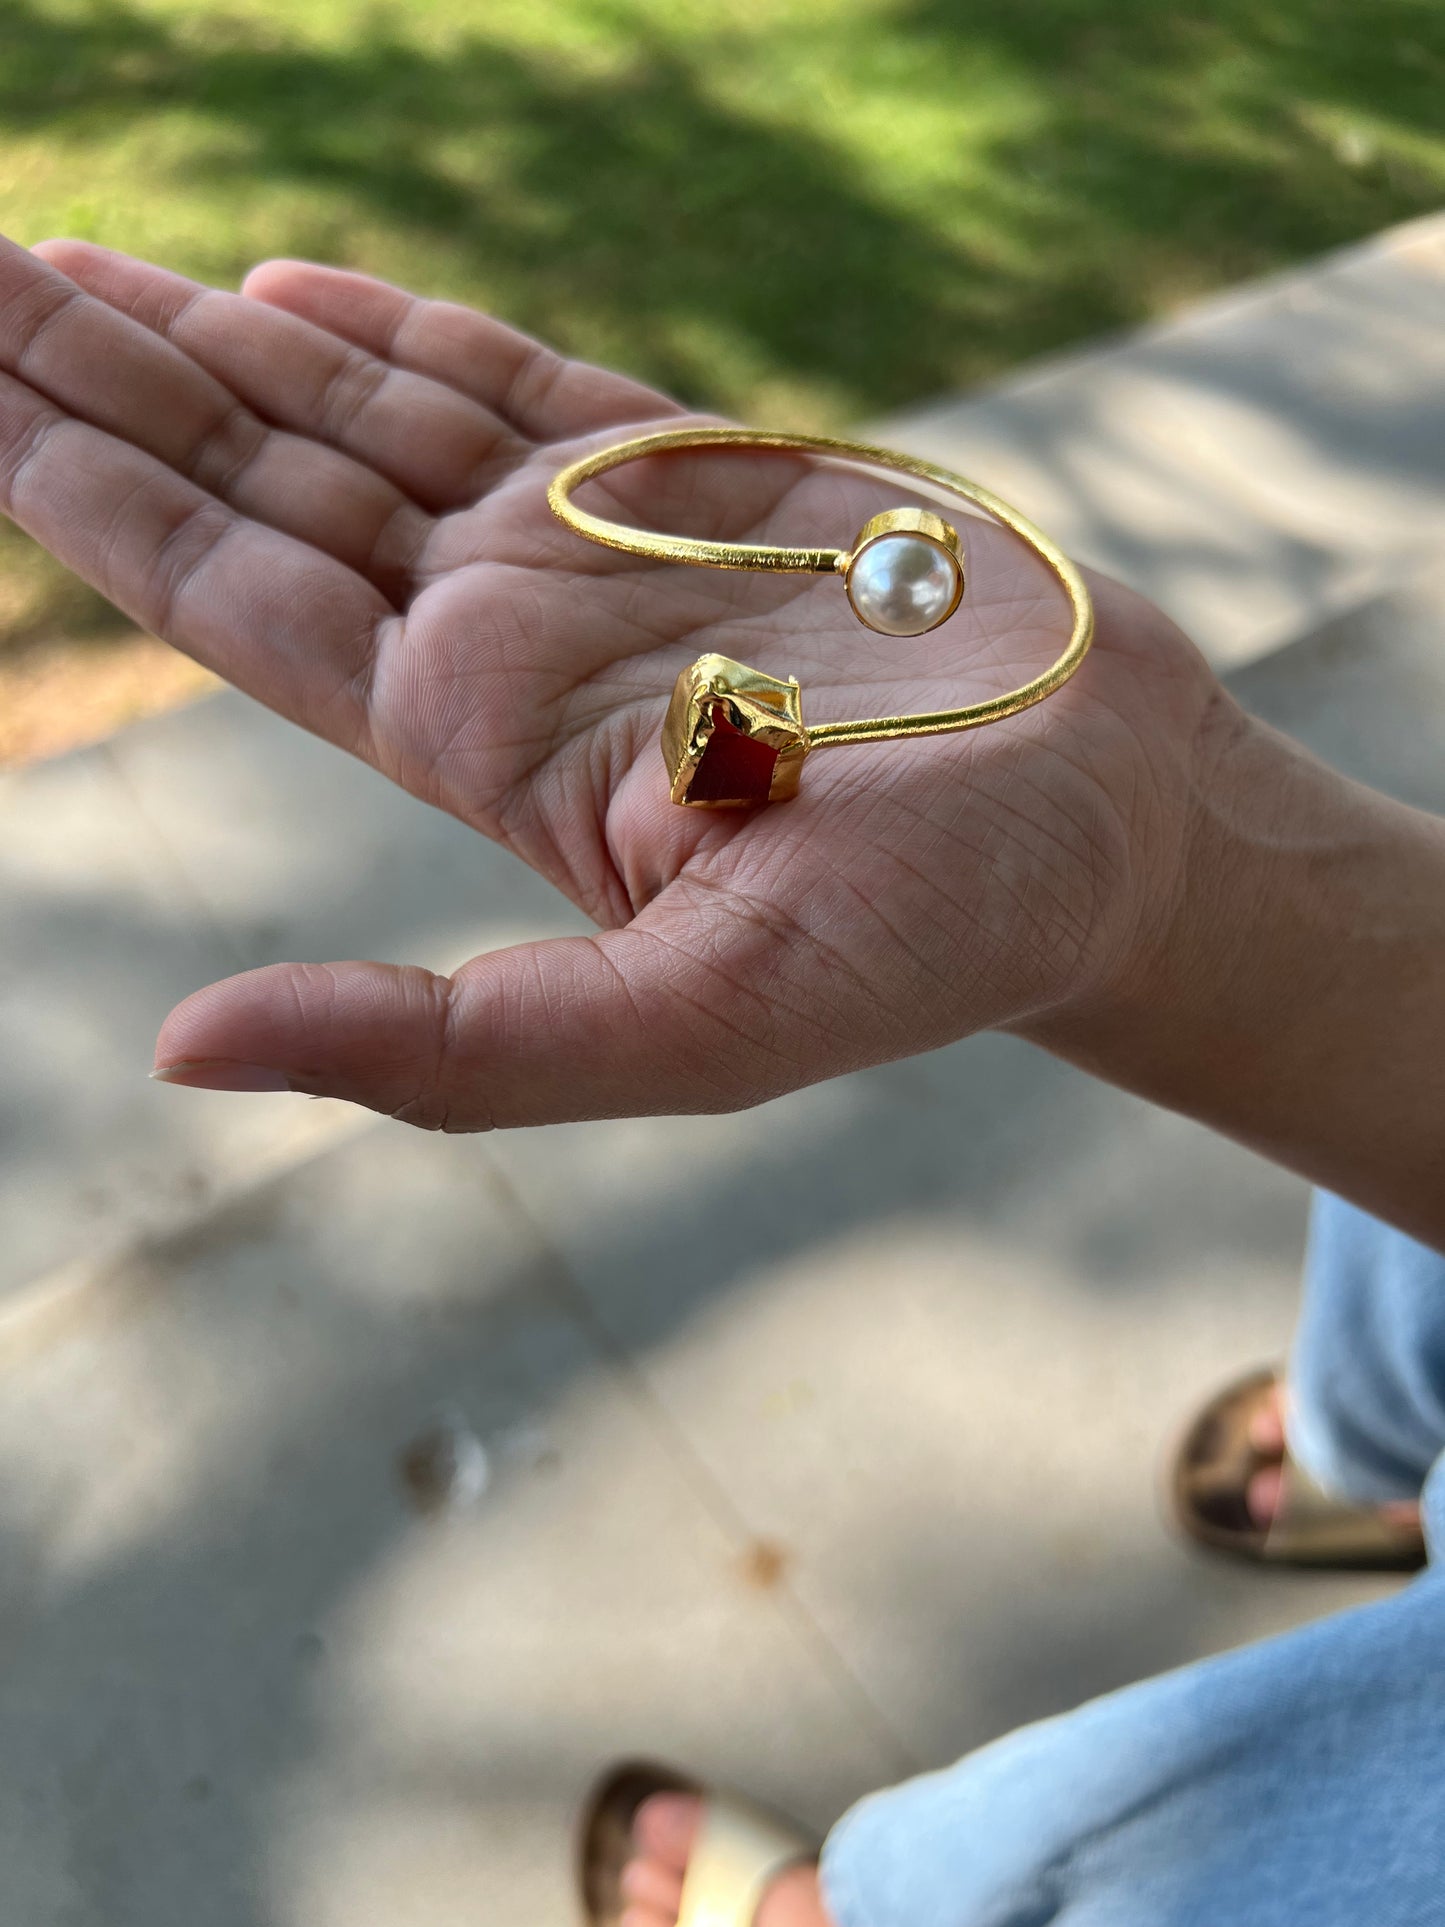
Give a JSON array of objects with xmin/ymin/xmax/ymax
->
[{"xmin": 151, "ymin": 929, "xmax": 800, "ymax": 1129}]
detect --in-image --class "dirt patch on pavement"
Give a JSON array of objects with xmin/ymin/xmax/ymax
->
[{"xmin": 0, "ymin": 631, "xmax": 217, "ymax": 768}]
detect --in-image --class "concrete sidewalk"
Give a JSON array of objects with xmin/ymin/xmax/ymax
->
[
  {"xmin": 2, "ymin": 219, "xmax": 1443, "ymax": 1925},
  {"xmin": 871, "ymin": 211, "xmax": 1445, "ymax": 666}
]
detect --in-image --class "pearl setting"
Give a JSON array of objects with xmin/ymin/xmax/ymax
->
[{"xmin": 844, "ymin": 509, "xmax": 965, "ymax": 636}]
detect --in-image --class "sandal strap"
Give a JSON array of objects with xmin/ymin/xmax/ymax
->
[
  {"xmin": 677, "ymin": 1797, "xmax": 812, "ymax": 1927},
  {"xmin": 1264, "ymin": 1451, "xmax": 1421, "ymax": 1563},
  {"xmin": 1173, "ymin": 1365, "xmax": 1424, "ymax": 1571}
]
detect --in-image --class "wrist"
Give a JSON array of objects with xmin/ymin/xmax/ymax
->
[
  {"xmin": 1013, "ymin": 695, "xmax": 1445, "ymax": 1245},
  {"xmin": 994, "ymin": 657, "xmax": 1253, "ymax": 1070},
  {"xmin": 1023, "ymin": 690, "xmax": 1279, "ymax": 1054}
]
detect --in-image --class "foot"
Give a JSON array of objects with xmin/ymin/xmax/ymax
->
[
  {"xmin": 1245, "ymin": 1382, "xmax": 1422, "ymax": 1531},
  {"xmin": 620, "ymin": 1793, "xmax": 836, "ymax": 1927}
]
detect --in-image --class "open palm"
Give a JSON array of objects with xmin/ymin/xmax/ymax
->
[{"xmin": 0, "ymin": 235, "xmax": 1219, "ymax": 1127}]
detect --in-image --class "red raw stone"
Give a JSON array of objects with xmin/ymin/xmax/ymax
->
[{"xmin": 686, "ymin": 709, "xmax": 779, "ymax": 805}]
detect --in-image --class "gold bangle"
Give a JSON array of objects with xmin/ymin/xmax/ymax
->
[{"xmin": 548, "ymin": 426, "xmax": 1093, "ymax": 809}]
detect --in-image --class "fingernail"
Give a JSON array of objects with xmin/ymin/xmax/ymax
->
[{"xmin": 150, "ymin": 1060, "xmax": 292, "ymax": 1093}]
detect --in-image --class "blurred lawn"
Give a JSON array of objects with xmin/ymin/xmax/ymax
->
[{"xmin": 1, "ymin": 0, "xmax": 1443, "ymax": 759}]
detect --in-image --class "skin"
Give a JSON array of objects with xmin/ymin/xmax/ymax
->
[
  {"xmin": 608, "ymin": 1375, "xmax": 1426, "ymax": 1927},
  {"xmin": 3, "ymin": 234, "xmax": 1443, "ymax": 1925},
  {"xmin": 4, "ymin": 234, "xmax": 1441, "ymax": 1253},
  {"xmin": 1246, "ymin": 1382, "xmax": 1421, "ymax": 1536},
  {"xmin": 624, "ymin": 1795, "xmax": 830, "ymax": 1927},
  {"xmin": 0, "ymin": 229, "xmax": 1212, "ymax": 1132}
]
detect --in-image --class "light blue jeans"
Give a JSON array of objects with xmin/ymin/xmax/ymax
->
[{"xmin": 821, "ymin": 1194, "xmax": 1445, "ymax": 1926}]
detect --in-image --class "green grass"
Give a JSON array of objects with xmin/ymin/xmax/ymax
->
[{"xmin": 1, "ymin": 0, "xmax": 1443, "ymax": 656}]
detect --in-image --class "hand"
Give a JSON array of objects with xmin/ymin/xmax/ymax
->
[{"xmin": 0, "ymin": 235, "xmax": 1222, "ymax": 1128}]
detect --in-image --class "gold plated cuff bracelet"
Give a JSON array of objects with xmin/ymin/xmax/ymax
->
[{"xmin": 548, "ymin": 426, "xmax": 1093, "ymax": 809}]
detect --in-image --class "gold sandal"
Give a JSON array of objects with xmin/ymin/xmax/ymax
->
[
  {"xmin": 1172, "ymin": 1365, "xmax": 1426, "ymax": 1572},
  {"xmin": 577, "ymin": 1759, "xmax": 814, "ymax": 1927}
]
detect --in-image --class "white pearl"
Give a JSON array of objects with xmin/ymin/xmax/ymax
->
[{"xmin": 847, "ymin": 534, "xmax": 959, "ymax": 635}]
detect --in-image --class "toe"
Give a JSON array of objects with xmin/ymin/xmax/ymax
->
[
  {"xmin": 1383, "ymin": 1499, "xmax": 1423, "ymax": 1528},
  {"xmin": 1247, "ymin": 1385, "xmax": 1287, "ymax": 1457},
  {"xmin": 634, "ymin": 1792, "xmax": 703, "ymax": 1871},
  {"xmin": 621, "ymin": 1856, "xmax": 686, "ymax": 1917},
  {"xmin": 756, "ymin": 1863, "xmax": 834, "ymax": 1927},
  {"xmin": 621, "ymin": 1906, "xmax": 677, "ymax": 1927},
  {"xmin": 1248, "ymin": 1463, "xmax": 1284, "ymax": 1528}
]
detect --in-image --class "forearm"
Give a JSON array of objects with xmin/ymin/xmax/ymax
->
[{"xmin": 1019, "ymin": 696, "xmax": 1445, "ymax": 1250}]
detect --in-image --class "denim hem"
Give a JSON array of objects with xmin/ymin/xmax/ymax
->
[
  {"xmin": 1286, "ymin": 1390, "xmax": 1426, "ymax": 1508},
  {"xmin": 818, "ymin": 1807, "xmax": 878, "ymax": 1927}
]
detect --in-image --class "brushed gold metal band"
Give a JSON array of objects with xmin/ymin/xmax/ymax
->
[{"xmin": 548, "ymin": 425, "xmax": 1094, "ymax": 750}]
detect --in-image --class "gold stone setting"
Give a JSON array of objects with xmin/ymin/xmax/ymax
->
[
  {"xmin": 662, "ymin": 654, "xmax": 808, "ymax": 808},
  {"xmin": 843, "ymin": 508, "xmax": 966, "ymax": 636}
]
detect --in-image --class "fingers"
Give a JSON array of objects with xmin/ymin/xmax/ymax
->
[
  {"xmin": 5, "ymin": 235, "xmax": 432, "ymax": 596},
  {"xmin": 0, "ymin": 363, "xmax": 393, "ymax": 744},
  {"xmin": 150, "ymin": 916, "xmax": 806, "ymax": 1129},
  {"xmin": 238, "ymin": 263, "xmax": 811, "ymax": 561},
  {"xmin": 0, "ymin": 233, "xmax": 231, "ymax": 472},
  {"xmin": 241, "ymin": 258, "xmax": 682, "ymax": 444},
  {"xmin": 32, "ymin": 237, "xmax": 529, "ymax": 514},
  {"xmin": 239, "ymin": 266, "xmax": 828, "ymax": 556}
]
